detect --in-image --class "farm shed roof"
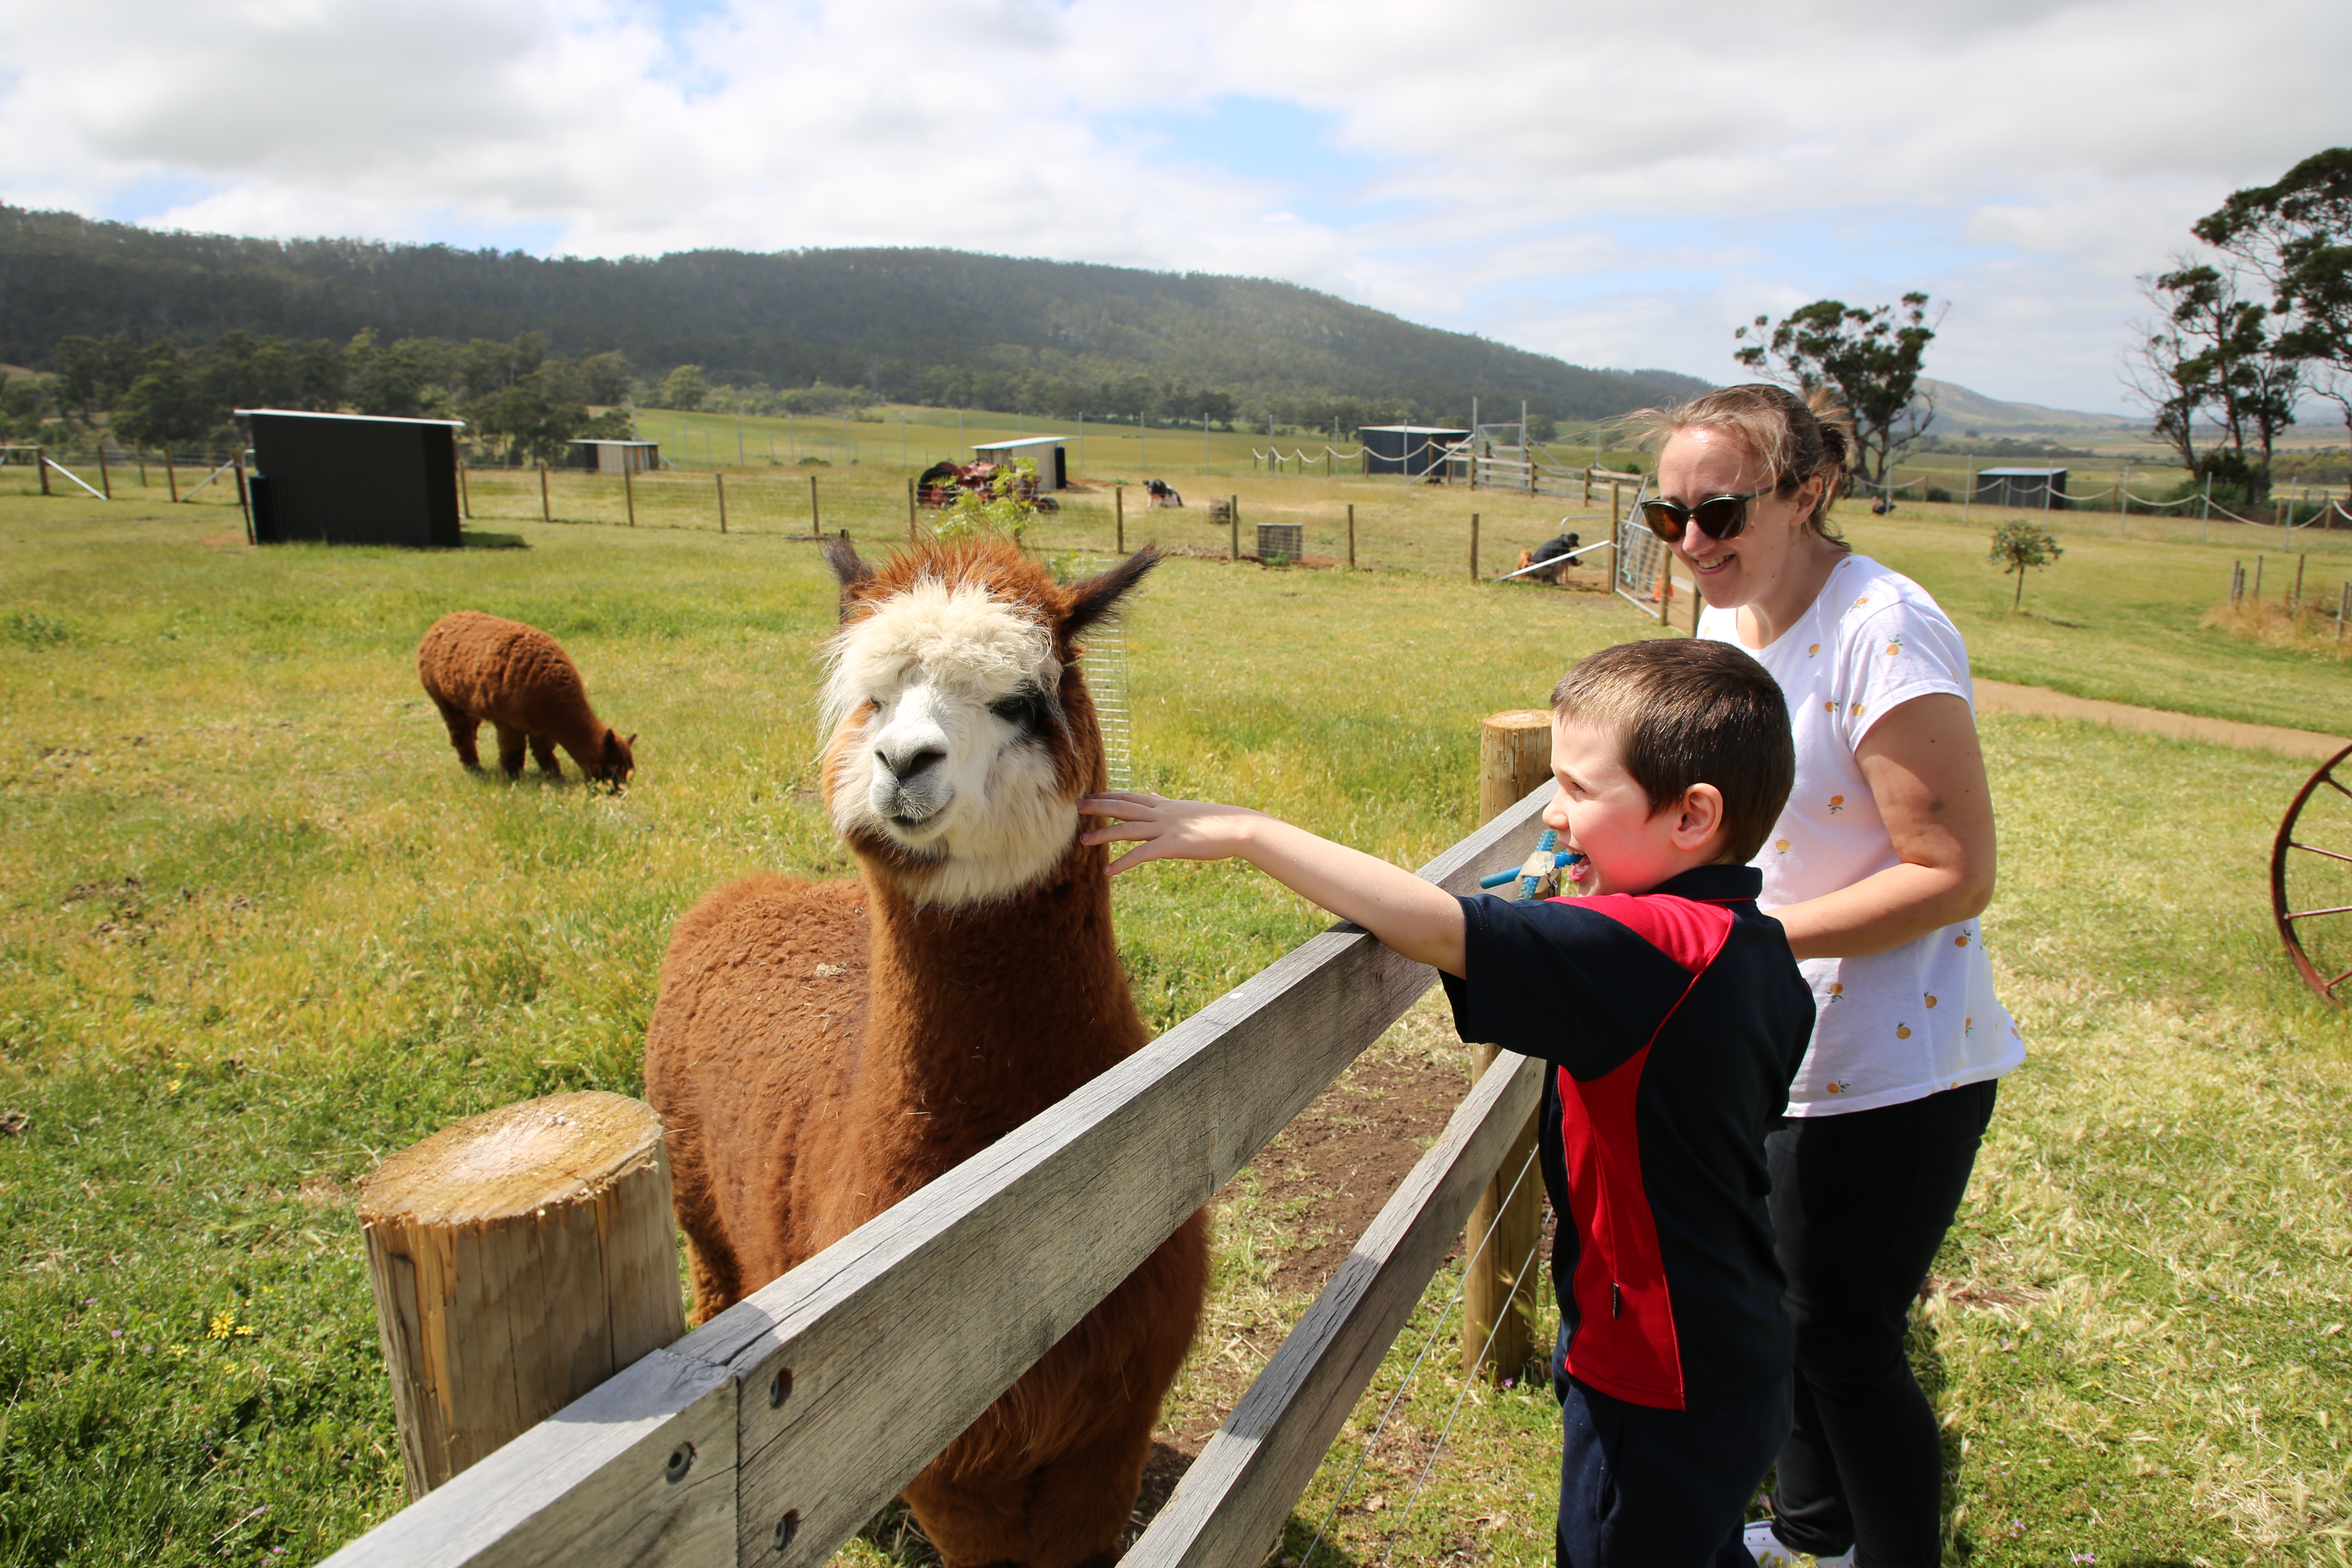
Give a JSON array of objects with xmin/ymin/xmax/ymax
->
[
  {"xmin": 235, "ymin": 408, "xmax": 465, "ymax": 427},
  {"xmin": 970, "ymin": 436, "xmax": 1066, "ymax": 451},
  {"xmin": 1975, "ymin": 467, "xmax": 2069, "ymax": 477},
  {"xmin": 1356, "ymin": 425, "xmax": 1471, "ymax": 436},
  {"xmin": 571, "ymin": 439, "xmax": 659, "ymax": 447}
]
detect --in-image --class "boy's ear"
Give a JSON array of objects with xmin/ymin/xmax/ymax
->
[{"xmin": 1669, "ymin": 783, "xmax": 1727, "ymax": 855}]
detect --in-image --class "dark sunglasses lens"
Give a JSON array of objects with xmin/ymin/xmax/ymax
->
[
  {"xmin": 1639, "ymin": 501, "xmax": 1686, "ymax": 541},
  {"xmin": 1691, "ymin": 497, "xmax": 1748, "ymax": 539}
]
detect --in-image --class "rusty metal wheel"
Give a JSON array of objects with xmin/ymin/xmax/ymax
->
[{"xmin": 2274, "ymin": 742, "xmax": 2352, "ymax": 1007}]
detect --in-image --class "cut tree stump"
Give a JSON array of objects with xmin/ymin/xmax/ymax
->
[{"xmin": 359, "ymin": 1090, "xmax": 686, "ymax": 1498}]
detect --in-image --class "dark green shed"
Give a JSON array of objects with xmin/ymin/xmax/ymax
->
[{"xmin": 238, "ymin": 410, "xmax": 464, "ymax": 548}]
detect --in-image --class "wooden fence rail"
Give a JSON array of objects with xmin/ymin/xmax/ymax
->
[{"xmin": 321, "ymin": 783, "xmax": 1556, "ymax": 1568}]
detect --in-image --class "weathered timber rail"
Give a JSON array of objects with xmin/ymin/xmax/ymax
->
[{"xmin": 320, "ymin": 782, "xmax": 1556, "ymax": 1568}]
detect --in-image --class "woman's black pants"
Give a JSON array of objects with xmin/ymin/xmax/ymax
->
[{"xmin": 1761, "ymin": 1079, "xmax": 1998, "ymax": 1568}]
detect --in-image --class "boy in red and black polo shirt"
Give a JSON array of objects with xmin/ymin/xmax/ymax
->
[{"xmin": 1082, "ymin": 638, "xmax": 1810, "ymax": 1567}]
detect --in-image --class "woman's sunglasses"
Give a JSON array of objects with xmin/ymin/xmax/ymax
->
[{"xmin": 1639, "ymin": 488, "xmax": 1768, "ymax": 544}]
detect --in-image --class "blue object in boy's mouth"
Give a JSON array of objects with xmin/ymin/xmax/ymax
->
[{"xmin": 1478, "ymin": 848, "xmax": 1587, "ymax": 889}]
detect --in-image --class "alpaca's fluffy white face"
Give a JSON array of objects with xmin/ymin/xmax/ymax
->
[{"xmin": 822, "ymin": 577, "xmax": 1075, "ymax": 906}]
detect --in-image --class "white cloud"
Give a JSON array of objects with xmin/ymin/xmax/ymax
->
[{"xmin": 0, "ymin": 0, "xmax": 2345, "ymax": 412}]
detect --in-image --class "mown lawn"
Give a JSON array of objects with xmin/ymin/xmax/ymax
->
[{"xmin": 2, "ymin": 494, "xmax": 2348, "ymax": 1566}]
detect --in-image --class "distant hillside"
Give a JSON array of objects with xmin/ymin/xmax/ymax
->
[
  {"xmin": 1914, "ymin": 378, "xmax": 2138, "ymax": 436},
  {"xmin": 0, "ymin": 207, "xmax": 1710, "ymax": 427}
]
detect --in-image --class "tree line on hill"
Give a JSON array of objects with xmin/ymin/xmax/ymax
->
[
  {"xmin": 0, "ymin": 208, "xmax": 1711, "ymax": 443},
  {"xmin": 25, "ymin": 329, "xmax": 636, "ymax": 462}
]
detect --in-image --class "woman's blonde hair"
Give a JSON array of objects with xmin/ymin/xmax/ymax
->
[{"xmin": 1624, "ymin": 384, "xmax": 1856, "ymax": 546}]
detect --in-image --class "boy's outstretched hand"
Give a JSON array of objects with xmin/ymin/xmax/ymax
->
[
  {"xmin": 1078, "ymin": 791, "xmax": 1468, "ymax": 976},
  {"xmin": 1078, "ymin": 792, "xmax": 1270, "ymax": 876}
]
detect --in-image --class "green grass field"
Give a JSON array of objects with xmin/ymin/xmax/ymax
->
[{"xmin": 2, "ymin": 490, "xmax": 2349, "ymax": 1565}]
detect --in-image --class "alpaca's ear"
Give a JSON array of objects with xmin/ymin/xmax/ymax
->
[
  {"xmin": 824, "ymin": 533, "xmax": 873, "ymax": 621},
  {"xmin": 1063, "ymin": 547, "xmax": 1158, "ymax": 644}
]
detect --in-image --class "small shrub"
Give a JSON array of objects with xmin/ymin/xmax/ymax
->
[
  {"xmin": 1987, "ymin": 520, "xmax": 2063, "ymax": 611},
  {"xmin": 933, "ymin": 458, "xmax": 1039, "ymax": 546},
  {"xmin": 795, "ymin": 456, "xmax": 831, "ymax": 467},
  {"xmin": 1926, "ymin": 485, "xmax": 1955, "ymax": 504}
]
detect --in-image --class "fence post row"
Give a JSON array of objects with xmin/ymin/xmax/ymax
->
[{"xmin": 318, "ymin": 784, "xmax": 1559, "ymax": 1568}]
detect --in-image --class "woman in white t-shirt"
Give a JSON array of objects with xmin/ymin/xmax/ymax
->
[{"xmin": 1634, "ymin": 385, "xmax": 2020, "ymax": 1568}]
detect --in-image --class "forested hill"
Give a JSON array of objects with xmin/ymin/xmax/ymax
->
[{"xmin": 0, "ymin": 205, "xmax": 1708, "ymax": 426}]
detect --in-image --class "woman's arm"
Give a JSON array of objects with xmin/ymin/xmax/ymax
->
[
  {"xmin": 1079, "ymin": 793, "xmax": 1468, "ymax": 975},
  {"xmin": 1767, "ymin": 693, "xmax": 1997, "ymax": 960}
]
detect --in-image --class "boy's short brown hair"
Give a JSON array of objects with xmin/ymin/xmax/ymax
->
[{"xmin": 1550, "ymin": 639, "xmax": 1793, "ymax": 864}]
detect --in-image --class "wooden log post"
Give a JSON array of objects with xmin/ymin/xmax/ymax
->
[
  {"xmin": 234, "ymin": 456, "xmax": 253, "ymax": 544},
  {"xmin": 457, "ymin": 452, "xmax": 472, "ymax": 519},
  {"xmin": 904, "ymin": 475, "xmax": 915, "ymax": 542},
  {"xmin": 358, "ymin": 1091, "xmax": 686, "ymax": 1500},
  {"xmin": 809, "ymin": 473, "xmax": 821, "ymax": 538},
  {"xmin": 1229, "ymin": 495, "xmax": 1239, "ymax": 562},
  {"xmin": 97, "ymin": 443, "xmax": 111, "ymax": 500},
  {"xmin": 1461, "ymin": 710, "xmax": 1552, "ymax": 1383},
  {"xmin": 623, "ymin": 462, "xmax": 637, "ymax": 528},
  {"xmin": 165, "ymin": 450, "xmax": 178, "ymax": 503},
  {"xmin": 717, "ymin": 472, "xmax": 729, "ymax": 535},
  {"xmin": 539, "ymin": 463, "xmax": 551, "ymax": 524},
  {"xmin": 1346, "ymin": 502, "xmax": 1355, "ymax": 570},
  {"xmin": 1469, "ymin": 512, "xmax": 1480, "ymax": 581},
  {"xmin": 1115, "ymin": 483, "xmax": 1125, "ymax": 552},
  {"xmin": 37, "ymin": 446, "xmax": 48, "ymax": 497}
]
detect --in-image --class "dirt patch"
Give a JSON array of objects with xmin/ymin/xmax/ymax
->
[
  {"xmin": 1255, "ymin": 1054, "xmax": 1473, "ymax": 1301},
  {"xmin": 1155, "ymin": 1007, "xmax": 1494, "ymax": 1461},
  {"xmin": 1974, "ymin": 678, "xmax": 2347, "ymax": 760}
]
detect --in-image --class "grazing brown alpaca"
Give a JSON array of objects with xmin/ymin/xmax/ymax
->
[
  {"xmin": 417, "ymin": 611, "xmax": 635, "ymax": 783},
  {"xmin": 645, "ymin": 539, "xmax": 1206, "ymax": 1568}
]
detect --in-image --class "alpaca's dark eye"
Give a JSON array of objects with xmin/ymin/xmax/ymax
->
[{"xmin": 989, "ymin": 687, "xmax": 1051, "ymax": 734}]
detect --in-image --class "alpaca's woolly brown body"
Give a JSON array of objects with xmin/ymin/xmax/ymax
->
[
  {"xmin": 645, "ymin": 541, "xmax": 1205, "ymax": 1568},
  {"xmin": 416, "ymin": 612, "xmax": 634, "ymax": 782}
]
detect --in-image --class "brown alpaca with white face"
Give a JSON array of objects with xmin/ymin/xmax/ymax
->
[{"xmin": 644, "ymin": 538, "xmax": 1207, "ymax": 1568}]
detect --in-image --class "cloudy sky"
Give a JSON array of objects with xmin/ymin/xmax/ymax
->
[{"xmin": 4, "ymin": 0, "xmax": 2345, "ymax": 414}]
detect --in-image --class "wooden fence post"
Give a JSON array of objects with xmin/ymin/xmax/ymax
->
[
  {"xmin": 717, "ymin": 471, "xmax": 729, "ymax": 535},
  {"xmin": 1469, "ymin": 512, "xmax": 1479, "ymax": 581},
  {"xmin": 37, "ymin": 445, "xmax": 48, "ymax": 497},
  {"xmin": 1462, "ymin": 711, "xmax": 1551, "ymax": 1383},
  {"xmin": 97, "ymin": 444, "xmax": 111, "ymax": 500},
  {"xmin": 457, "ymin": 452, "xmax": 472, "ymax": 519},
  {"xmin": 623, "ymin": 462, "xmax": 636, "ymax": 528},
  {"xmin": 1229, "ymin": 495, "xmax": 1239, "ymax": 562},
  {"xmin": 1114, "ymin": 484, "xmax": 1125, "ymax": 552},
  {"xmin": 1346, "ymin": 502, "xmax": 1355, "ymax": 570},
  {"xmin": 539, "ymin": 463, "xmax": 551, "ymax": 524},
  {"xmin": 358, "ymin": 1091, "xmax": 686, "ymax": 1500},
  {"xmin": 234, "ymin": 455, "xmax": 253, "ymax": 544},
  {"xmin": 2293, "ymin": 552, "xmax": 2306, "ymax": 609},
  {"xmin": 165, "ymin": 450, "xmax": 178, "ymax": 503},
  {"xmin": 810, "ymin": 473, "xmax": 821, "ymax": 538}
]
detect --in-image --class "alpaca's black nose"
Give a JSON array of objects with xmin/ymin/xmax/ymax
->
[{"xmin": 879, "ymin": 744, "xmax": 944, "ymax": 781}]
